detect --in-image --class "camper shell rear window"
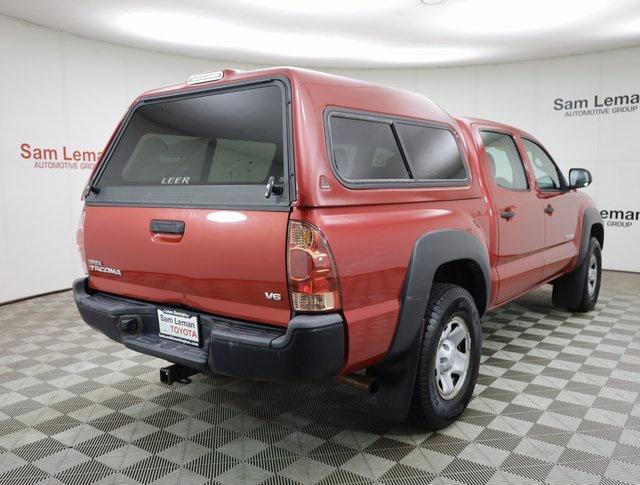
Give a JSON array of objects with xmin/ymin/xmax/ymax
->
[{"xmin": 87, "ymin": 80, "xmax": 291, "ymax": 208}]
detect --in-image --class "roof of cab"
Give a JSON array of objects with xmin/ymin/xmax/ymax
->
[
  {"xmin": 137, "ymin": 66, "xmax": 457, "ymax": 127},
  {"xmin": 456, "ymin": 116, "xmax": 540, "ymax": 142},
  {"xmin": 456, "ymin": 116, "xmax": 519, "ymax": 132}
]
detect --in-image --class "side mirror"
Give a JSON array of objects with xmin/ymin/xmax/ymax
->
[{"xmin": 569, "ymin": 168, "xmax": 592, "ymax": 189}]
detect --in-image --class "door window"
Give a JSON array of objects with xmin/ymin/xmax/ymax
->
[
  {"xmin": 480, "ymin": 131, "xmax": 529, "ymax": 190},
  {"xmin": 522, "ymin": 139, "xmax": 563, "ymax": 191}
]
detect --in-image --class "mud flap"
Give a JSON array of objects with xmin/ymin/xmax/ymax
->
[
  {"xmin": 552, "ymin": 249, "xmax": 589, "ymax": 309},
  {"xmin": 553, "ymin": 207, "xmax": 603, "ymax": 310},
  {"xmin": 361, "ymin": 335, "xmax": 422, "ymax": 422}
]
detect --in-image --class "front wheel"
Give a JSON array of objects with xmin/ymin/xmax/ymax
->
[
  {"xmin": 410, "ymin": 283, "xmax": 481, "ymax": 430},
  {"xmin": 553, "ymin": 237, "xmax": 602, "ymax": 312}
]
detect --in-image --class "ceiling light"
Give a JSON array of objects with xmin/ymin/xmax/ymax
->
[
  {"xmin": 420, "ymin": 0, "xmax": 444, "ymax": 4},
  {"xmin": 436, "ymin": 0, "xmax": 609, "ymax": 35},
  {"xmin": 620, "ymin": 16, "xmax": 640, "ymax": 35},
  {"xmin": 237, "ymin": 0, "xmax": 399, "ymax": 15},
  {"xmin": 118, "ymin": 11, "xmax": 481, "ymax": 66}
]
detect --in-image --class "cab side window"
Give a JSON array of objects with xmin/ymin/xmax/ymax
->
[
  {"xmin": 480, "ymin": 131, "xmax": 529, "ymax": 190},
  {"xmin": 522, "ymin": 139, "xmax": 562, "ymax": 191}
]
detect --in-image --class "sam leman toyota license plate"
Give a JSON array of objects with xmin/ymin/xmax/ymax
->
[{"xmin": 157, "ymin": 308, "xmax": 200, "ymax": 347}]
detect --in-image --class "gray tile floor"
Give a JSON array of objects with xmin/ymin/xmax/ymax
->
[{"xmin": 1, "ymin": 271, "xmax": 639, "ymax": 485}]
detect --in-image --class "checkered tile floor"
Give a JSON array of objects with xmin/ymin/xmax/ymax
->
[{"xmin": 1, "ymin": 272, "xmax": 639, "ymax": 485}]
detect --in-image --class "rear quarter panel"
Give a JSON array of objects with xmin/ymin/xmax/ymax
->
[{"xmin": 293, "ymin": 201, "xmax": 490, "ymax": 372}]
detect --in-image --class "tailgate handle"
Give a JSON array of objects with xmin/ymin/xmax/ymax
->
[{"xmin": 150, "ymin": 220, "xmax": 185, "ymax": 235}]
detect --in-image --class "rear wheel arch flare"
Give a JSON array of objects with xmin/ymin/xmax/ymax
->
[
  {"xmin": 381, "ymin": 229, "xmax": 491, "ymax": 365},
  {"xmin": 433, "ymin": 259, "xmax": 487, "ymax": 316}
]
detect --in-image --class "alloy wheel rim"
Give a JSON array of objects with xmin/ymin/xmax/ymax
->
[
  {"xmin": 435, "ymin": 315, "xmax": 471, "ymax": 400},
  {"xmin": 587, "ymin": 253, "xmax": 598, "ymax": 297}
]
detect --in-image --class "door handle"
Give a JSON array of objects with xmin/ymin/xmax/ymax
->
[
  {"xmin": 544, "ymin": 205, "xmax": 555, "ymax": 215},
  {"xmin": 500, "ymin": 210, "xmax": 516, "ymax": 220},
  {"xmin": 150, "ymin": 220, "xmax": 185, "ymax": 235}
]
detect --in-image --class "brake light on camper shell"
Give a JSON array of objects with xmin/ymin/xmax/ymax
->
[{"xmin": 288, "ymin": 221, "xmax": 341, "ymax": 312}]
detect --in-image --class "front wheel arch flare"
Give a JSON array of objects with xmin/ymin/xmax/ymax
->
[{"xmin": 578, "ymin": 207, "xmax": 604, "ymax": 266}]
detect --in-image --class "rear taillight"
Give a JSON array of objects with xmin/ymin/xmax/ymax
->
[
  {"xmin": 77, "ymin": 206, "xmax": 87, "ymax": 274},
  {"xmin": 287, "ymin": 221, "xmax": 341, "ymax": 312}
]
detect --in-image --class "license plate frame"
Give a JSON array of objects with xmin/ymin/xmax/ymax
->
[{"xmin": 157, "ymin": 308, "xmax": 200, "ymax": 347}]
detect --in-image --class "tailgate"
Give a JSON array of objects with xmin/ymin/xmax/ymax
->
[
  {"xmin": 82, "ymin": 79, "xmax": 293, "ymax": 326},
  {"xmin": 84, "ymin": 206, "xmax": 290, "ymax": 326}
]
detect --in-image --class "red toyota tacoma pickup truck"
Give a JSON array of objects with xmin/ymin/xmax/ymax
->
[{"xmin": 74, "ymin": 67, "xmax": 603, "ymax": 429}]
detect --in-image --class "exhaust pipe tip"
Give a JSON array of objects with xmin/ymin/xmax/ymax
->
[{"xmin": 337, "ymin": 373, "xmax": 379, "ymax": 394}]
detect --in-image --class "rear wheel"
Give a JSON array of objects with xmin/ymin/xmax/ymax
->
[{"xmin": 410, "ymin": 283, "xmax": 481, "ymax": 430}]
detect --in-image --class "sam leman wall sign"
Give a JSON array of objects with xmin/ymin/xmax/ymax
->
[
  {"xmin": 554, "ymin": 92, "xmax": 640, "ymax": 117},
  {"xmin": 19, "ymin": 143, "xmax": 101, "ymax": 170},
  {"xmin": 600, "ymin": 209, "xmax": 640, "ymax": 229}
]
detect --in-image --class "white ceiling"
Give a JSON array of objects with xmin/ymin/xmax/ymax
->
[{"xmin": 2, "ymin": 0, "xmax": 640, "ymax": 68}]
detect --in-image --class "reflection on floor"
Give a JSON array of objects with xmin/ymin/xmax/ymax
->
[{"xmin": 0, "ymin": 271, "xmax": 639, "ymax": 484}]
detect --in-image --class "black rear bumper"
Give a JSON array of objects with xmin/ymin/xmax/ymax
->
[{"xmin": 73, "ymin": 278, "xmax": 345, "ymax": 382}]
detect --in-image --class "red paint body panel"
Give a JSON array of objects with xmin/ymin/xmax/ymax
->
[
  {"xmin": 81, "ymin": 67, "xmax": 600, "ymax": 375},
  {"xmin": 84, "ymin": 206, "xmax": 291, "ymax": 326},
  {"xmin": 292, "ymin": 201, "xmax": 490, "ymax": 373}
]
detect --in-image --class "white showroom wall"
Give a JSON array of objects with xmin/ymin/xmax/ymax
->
[
  {"xmin": 1, "ymin": 14, "xmax": 639, "ymax": 303},
  {"xmin": 0, "ymin": 16, "xmax": 253, "ymax": 303}
]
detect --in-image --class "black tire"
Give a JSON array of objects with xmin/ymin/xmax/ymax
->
[
  {"xmin": 410, "ymin": 283, "xmax": 481, "ymax": 430},
  {"xmin": 553, "ymin": 237, "xmax": 602, "ymax": 312}
]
